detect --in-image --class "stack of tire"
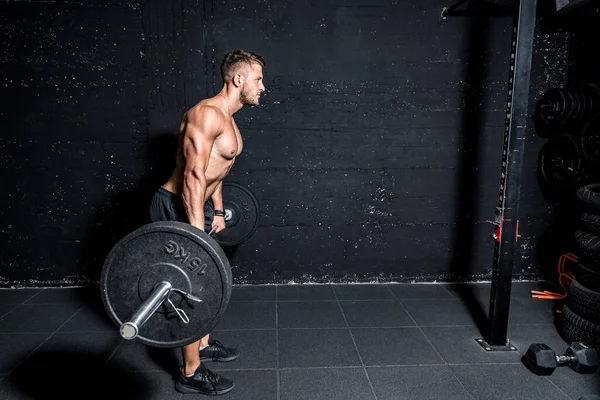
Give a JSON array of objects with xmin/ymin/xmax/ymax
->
[
  {"xmin": 537, "ymin": 84, "xmax": 600, "ymax": 192},
  {"xmin": 559, "ymin": 183, "xmax": 600, "ymax": 350}
]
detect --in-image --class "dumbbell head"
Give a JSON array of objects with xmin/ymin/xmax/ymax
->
[
  {"xmin": 566, "ymin": 342, "xmax": 599, "ymax": 374},
  {"xmin": 523, "ymin": 343, "xmax": 557, "ymax": 375},
  {"xmin": 580, "ymin": 396, "xmax": 600, "ymax": 400}
]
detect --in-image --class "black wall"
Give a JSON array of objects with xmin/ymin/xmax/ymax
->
[{"xmin": 0, "ymin": 0, "xmax": 569, "ymax": 287}]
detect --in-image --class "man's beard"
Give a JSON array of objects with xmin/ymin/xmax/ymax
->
[{"xmin": 240, "ymin": 88, "xmax": 259, "ymax": 106}]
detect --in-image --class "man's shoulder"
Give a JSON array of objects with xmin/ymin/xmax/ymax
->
[
  {"xmin": 182, "ymin": 102, "xmax": 225, "ymax": 137},
  {"xmin": 187, "ymin": 102, "xmax": 225, "ymax": 124}
]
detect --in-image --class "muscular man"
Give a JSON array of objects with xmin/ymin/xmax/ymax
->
[{"xmin": 148, "ymin": 49, "xmax": 266, "ymax": 395}]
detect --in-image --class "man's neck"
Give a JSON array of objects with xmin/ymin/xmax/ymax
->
[{"xmin": 218, "ymin": 89, "xmax": 243, "ymax": 116}]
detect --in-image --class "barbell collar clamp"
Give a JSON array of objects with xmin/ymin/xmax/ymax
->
[{"xmin": 171, "ymin": 287, "xmax": 202, "ymax": 303}]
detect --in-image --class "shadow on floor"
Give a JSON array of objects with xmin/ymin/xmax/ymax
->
[{"xmin": 7, "ymin": 351, "xmax": 158, "ymax": 400}]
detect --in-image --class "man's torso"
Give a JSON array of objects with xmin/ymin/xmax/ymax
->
[{"xmin": 163, "ymin": 97, "xmax": 242, "ymax": 200}]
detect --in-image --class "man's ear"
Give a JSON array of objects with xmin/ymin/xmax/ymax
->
[{"xmin": 233, "ymin": 73, "xmax": 244, "ymax": 88}]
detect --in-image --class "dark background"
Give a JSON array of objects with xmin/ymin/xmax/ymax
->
[{"xmin": 0, "ymin": 0, "xmax": 597, "ymax": 287}]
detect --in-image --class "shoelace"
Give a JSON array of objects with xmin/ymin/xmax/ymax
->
[
  {"xmin": 209, "ymin": 340, "xmax": 229, "ymax": 357},
  {"xmin": 198, "ymin": 368, "xmax": 221, "ymax": 393}
]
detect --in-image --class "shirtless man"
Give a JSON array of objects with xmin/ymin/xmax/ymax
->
[{"xmin": 148, "ymin": 49, "xmax": 266, "ymax": 396}]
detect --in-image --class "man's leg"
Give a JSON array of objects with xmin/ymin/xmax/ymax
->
[
  {"xmin": 151, "ymin": 188, "xmax": 234, "ymax": 395},
  {"xmin": 196, "ymin": 201, "xmax": 240, "ymax": 363},
  {"xmin": 182, "ymin": 341, "xmax": 202, "ymax": 376},
  {"xmin": 200, "ymin": 334, "xmax": 210, "ymax": 348}
]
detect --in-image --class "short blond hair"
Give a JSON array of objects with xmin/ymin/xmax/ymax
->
[{"xmin": 220, "ymin": 49, "xmax": 266, "ymax": 83}]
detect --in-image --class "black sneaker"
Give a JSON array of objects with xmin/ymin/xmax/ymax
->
[
  {"xmin": 200, "ymin": 339, "xmax": 240, "ymax": 363},
  {"xmin": 175, "ymin": 364, "xmax": 234, "ymax": 396}
]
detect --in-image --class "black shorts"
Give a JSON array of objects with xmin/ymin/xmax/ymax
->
[{"xmin": 149, "ymin": 187, "xmax": 214, "ymax": 233}]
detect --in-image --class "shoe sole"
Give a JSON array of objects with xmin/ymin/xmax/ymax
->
[
  {"xmin": 200, "ymin": 354, "xmax": 240, "ymax": 363},
  {"xmin": 175, "ymin": 381, "xmax": 235, "ymax": 396}
]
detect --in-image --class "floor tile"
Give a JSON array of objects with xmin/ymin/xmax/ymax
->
[
  {"xmin": 421, "ymin": 326, "xmax": 521, "ymax": 364},
  {"xmin": 278, "ymin": 329, "xmax": 361, "ymax": 368},
  {"xmin": 0, "ymin": 304, "xmax": 17, "ymax": 319},
  {"xmin": 352, "ymin": 327, "xmax": 445, "ymax": 366},
  {"xmin": 333, "ymin": 284, "xmax": 395, "ymax": 300},
  {"xmin": 280, "ymin": 368, "xmax": 376, "ymax": 400},
  {"xmin": 548, "ymin": 367, "xmax": 600, "ymax": 400},
  {"xmin": 402, "ymin": 299, "xmax": 480, "ymax": 326},
  {"xmin": 206, "ymin": 370, "xmax": 277, "ymax": 400},
  {"xmin": 507, "ymin": 323, "xmax": 569, "ymax": 355},
  {"xmin": 452, "ymin": 364, "xmax": 571, "ymax": 400},
  {"xmin": 441, "ymin": 283, "xmax": 491, "ymax": 302},
  {"xmin": 230, "ymin": 285, "xmax": 276, "ymax": 302},
  {"xmin": 16, "ymin": 332, "xmax": 123, "ymax": 371},
  {"xmin": 278, "ymin": 302, "xmax": 346, "ymax": 329},
  {"xmin": 24, "ymin": 287, "xmax": 93, "ymax": 305},
  {"xmin": 388, "ymin": 283, "xmax": 454, "ymax": 299},
  {"xmin": 107, "ymin": 339, "xmax": 181, "ymax": 372},
  {"xmin": 277, "ymin": 285, "xmax": 336, "ymax": 301},
  {"xmin": 0, "ymin": 333, "xmax": 49, "ymax": 373},
  {"xmin": 0, "ymin": 289, "xmax": 42, "ymax": 304},
  {"xmin": 57, "ymin": 305, "xmax": 118, "ymax": 332},
  {"xmin": 214, "ymin": 302, "xmax": 276, "ymax": 330},
  {"xmin": 367, "ymin": 365, "xmax": 474, "ymax": 400},
  {"xmin": 0, "ymin": 304, "xmax": 82, "ymax": 333},
  {"xmin": 4, "ymin": 365, "xmax": 181, "ymax": 400},
  {"xmin": 207, "ymin": 329, "xmax": 277, "ymax": 369},
  {"xmin": 340, "ymin": 300, "xmax": 415, "ymax": 327}
]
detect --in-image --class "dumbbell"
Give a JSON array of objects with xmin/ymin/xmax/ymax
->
[{"xmin": 522, "ymin": 342, "xmax": 599, "ymax": 376}]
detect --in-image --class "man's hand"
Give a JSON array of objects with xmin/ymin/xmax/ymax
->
[{"xmin": 212, "ymin": 215, "xmax": 226, "ymax": 233}]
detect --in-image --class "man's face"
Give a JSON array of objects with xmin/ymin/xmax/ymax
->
[{"xmin": 240, "ymin": 63, "xmax": 265, "ymax": 106}]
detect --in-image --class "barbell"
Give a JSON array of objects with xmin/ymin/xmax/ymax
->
[{"xmin": 100, "ymin": 182, "xmax": 259, "ymax": 348}]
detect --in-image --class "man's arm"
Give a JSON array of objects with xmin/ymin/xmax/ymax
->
[
  {"xmin": 182, "ymin": 106, "xmax": 223, "ymax": 229},
  {"xmin": 211, "ymin": 181, "xmax": 225, "ymax": 213}
]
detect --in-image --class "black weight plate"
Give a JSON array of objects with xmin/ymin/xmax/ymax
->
[
  {"xmin": 215, "ymin": 182, "xmax": 260, "ymax": 246},
  {"xmin": 558, "ymin": 88, "xmax": 576, "ymax": 125},
  {"xmin": 570, "ymin": 90, "xmax": 584, "ymax": 122},
  {"xmin": 538, "ymin": 134, "xmax": 583, "ymax": 187},
  {"xmin": 101, "ymin": 221, "xmax": 232, "ymax": 348},
  {"xmin": 538, "ymin": 88, "xmax": 566, "ymax": 126}
]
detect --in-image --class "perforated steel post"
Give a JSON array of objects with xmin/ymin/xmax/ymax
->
[{"xmin": 484, "ymin": 0, "xmax": 537, "ymax": 349}]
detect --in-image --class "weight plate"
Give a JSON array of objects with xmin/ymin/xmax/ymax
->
[
  {"xmin": 538, "ymin": 134, "xmax": 583, "ymax": 188},
  {"xmin": 101, "ymin": 221, "xmax": 232, "ymax": 348},
  {"xmin": 215, "ymin": 182, "xmax": 260, "ymax": 246},
  {"xmin": 538, "ymin": 88, "xmax": 565, "ymax": 127},
  {"xmin": 558, "ymin": 88, "xmax": 576, "ymax": 125}
]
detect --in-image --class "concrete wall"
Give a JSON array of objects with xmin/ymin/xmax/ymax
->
[{"xmin": 0, "ymin": 0, "xmax": 569, "ymax": 286}]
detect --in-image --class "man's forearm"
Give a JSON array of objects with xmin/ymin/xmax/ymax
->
[
  {"xmin": 183, "ymin": 172, "xmax": 206, "ymax": 228},
  {"xmin": 211, "ymin": 181, "xmax": 224, "ymax": 211}
]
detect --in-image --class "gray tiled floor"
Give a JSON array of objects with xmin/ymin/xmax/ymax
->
[{"xmin": 0, "ymin": 282, "xmax": 598, "ymax": 400}]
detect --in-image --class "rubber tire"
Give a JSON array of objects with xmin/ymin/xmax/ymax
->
[
  {"xmin": 568, "ymin": 280, "xmax": 600, "ymax": 325},
  {"xmin": 562, "ymin": 303, "xmax": 600, "ymax": 334},
  {"xmin": 574, "ymin": 230, "xmax": 600, "ymax": 263},
  {"xmin": 579, "ymin": 213, "xmax": 600, "ymax": 235},
  {"xmin": 556, "ymin": 314, "xmax": 600, "ymax": 350},
  {"xmin": 577, "ymin": 183, "xmax": 600, "ymax": 213},
  {"xmin": 573, "ymin": 258, "xmax": 600, "ymax": 293}
]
